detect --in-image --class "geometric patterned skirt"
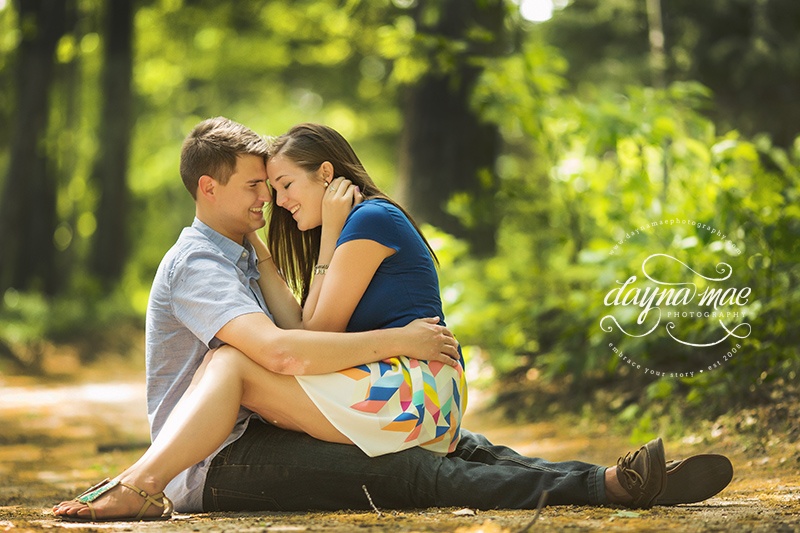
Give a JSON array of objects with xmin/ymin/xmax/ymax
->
[{"xmin": 296, "ymin": 356, "xmax": 467, "ymax": 457}]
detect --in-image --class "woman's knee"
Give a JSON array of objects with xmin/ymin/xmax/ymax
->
[
  {"xmin": 211, "ymin": 345, "xmax": 287, "ymax": 391},
  {"xmin": 207, "ymin": 345, "xmax": 254, "ymax": 375}
]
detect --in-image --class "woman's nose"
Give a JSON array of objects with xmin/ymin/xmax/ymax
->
[{"xmin": 275, "ymin": 189, "xmax": 288, "ymax": 207}]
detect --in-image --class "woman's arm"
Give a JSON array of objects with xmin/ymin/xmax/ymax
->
[
  {"xmin": 301, "ymin": 177, "xmax": 368, "ymax": 329},
  {"xmin": 302, "ymin": 239, "xmax": 393, "ymax": 332},
  {"xmin": 247, "ymin": 230, "xmax": 303, "ymax": 329}
]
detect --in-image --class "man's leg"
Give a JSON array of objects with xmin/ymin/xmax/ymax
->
[
  {"xmin": 446, "ymin": 430, "xmax": 608, "ymax": 506},
  {"xmin": 203, "ymin": 422, "xmax": 606, "ymax": 511}
]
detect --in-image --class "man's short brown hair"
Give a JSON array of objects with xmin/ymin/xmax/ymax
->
[{"xmin": 180, "ymin": 117, "xmax": 270, "ymax": 199}]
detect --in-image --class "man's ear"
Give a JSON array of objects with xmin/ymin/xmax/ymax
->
[{"xmin": 197, "ymin": 174, "xmax": 216, "ymax": 200}]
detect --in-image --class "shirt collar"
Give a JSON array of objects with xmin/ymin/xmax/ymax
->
[{"xmin": 191, "ymin": 218, "xmax": 257, "ymax": 271}]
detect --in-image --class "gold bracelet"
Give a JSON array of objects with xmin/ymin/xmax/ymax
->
[
  {"xmin": 314, "ymin": 264, "xmax": 329, "ymax": 276},
  {"xmin": 258, "ymin": 256, "xmax": 272, "ymax": 265}
]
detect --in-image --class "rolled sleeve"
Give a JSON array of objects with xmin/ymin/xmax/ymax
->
[{"xmin": 170, "ymin": 248, "xmax": 265, "ymax": 346}]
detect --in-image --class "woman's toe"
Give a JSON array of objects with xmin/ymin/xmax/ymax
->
[{"xmin": 53, "ymin": 501, "xmax": 86, "ymax": 516}]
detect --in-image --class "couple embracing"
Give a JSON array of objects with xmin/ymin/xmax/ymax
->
[{"xmin": 54, "ymin": 117, "xmax": 732, "ymax": 521}]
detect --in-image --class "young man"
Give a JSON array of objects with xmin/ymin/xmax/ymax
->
[{"xmin": 54, "ymin": 117, "xmax": 732, "ymax": 521}]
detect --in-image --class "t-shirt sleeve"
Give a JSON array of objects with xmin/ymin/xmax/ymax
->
[
  {"xmin": 170, "ymin": 248, "xmax": 265, "ymax": 347},
  {"xmin": 337, "ymin": 202, "xmax": 401, "ymax": 252}
]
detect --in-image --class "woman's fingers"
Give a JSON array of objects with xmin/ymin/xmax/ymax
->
[
  {"xmin": 326, "ymin": 177, "xmax": 362, "ymax": 209},
  {"xmin": 327, "ymin": 176, "xmax": 351, "ymax": 196},
  {"xmin": 321, "ymin": 178, "xmax": 359, "ymax": 234},
  {"xmin": 329, "ymin": 177, "xmax": 361, "ymax": 196}
]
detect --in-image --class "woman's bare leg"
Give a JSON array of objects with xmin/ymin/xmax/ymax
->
[{"xmin": 53, "ymin": 346, "xmax": 349, "ymax": 519}]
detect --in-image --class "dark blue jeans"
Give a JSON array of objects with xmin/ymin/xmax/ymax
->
[{"xmin": 203, "ymin": 420, "xmax": 607, "ymax": 511}]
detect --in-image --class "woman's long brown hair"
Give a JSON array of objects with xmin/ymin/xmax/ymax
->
[{"xmin": 267, "ymin": 123, "xmax": 438, "ymax": 305}]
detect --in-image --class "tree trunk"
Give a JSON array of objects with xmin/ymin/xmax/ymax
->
[
  {"xmin": 89, "ymin": 0, "xmax": 135, "ymax": 287},
  {"xmin": 0, "ymin": 0, "xmax": 69, "ymax": 295},
  {"xmin": 397, "ymin": 0, "xmax": 507, "ymax": 256}
]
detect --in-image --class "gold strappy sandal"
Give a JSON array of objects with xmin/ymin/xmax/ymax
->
[{"xmin": 60, "ymin": 478, "xmax": 173, "ymax": 522}]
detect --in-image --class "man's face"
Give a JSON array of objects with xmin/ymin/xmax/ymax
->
[{"xmin": 213, "ymin": 154, "xmax": 271, "ymax": 243}]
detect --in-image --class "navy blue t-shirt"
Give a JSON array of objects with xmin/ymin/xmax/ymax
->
[{"xmin": 336, "ymin": 199, "xmax": 445, "ymax": 333}]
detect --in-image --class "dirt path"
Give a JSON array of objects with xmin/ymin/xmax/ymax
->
[{"xmin": 1, "ymin": 374, "xmax": 798, "ymax": 532}]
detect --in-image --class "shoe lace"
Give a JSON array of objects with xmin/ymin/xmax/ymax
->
[{"xmin": 617, "ymin": 451, "xmax": 645, "ymax": 489}]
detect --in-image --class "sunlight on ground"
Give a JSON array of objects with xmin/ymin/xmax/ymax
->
[
  {"xmin": 1, "ymin": 371, "xmax": 798, "ymax": 531},
  {"xmin": 0, "ymin": 382, "xmax": 144, "ymax": 409}
]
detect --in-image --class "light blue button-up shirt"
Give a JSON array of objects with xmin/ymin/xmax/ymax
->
[{"xmin": 145, "ymin": 218, "xmax": 273, "ymax": 512}]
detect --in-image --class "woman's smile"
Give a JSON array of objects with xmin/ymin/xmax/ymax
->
[{"xmin": 267, "ymin": 153, "xmax": 326, "ymax": 230}]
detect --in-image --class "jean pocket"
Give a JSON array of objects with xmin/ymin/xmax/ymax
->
[{"xmin": 208, "ymin": 487, "xmax": 284, "ymax": 512}]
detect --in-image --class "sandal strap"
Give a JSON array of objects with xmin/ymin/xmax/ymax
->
[
  {"xmin": 75, "ymin": 478, "xmax": 120, "ymax": 504},
  {"xmin": 69, "ymin": 478, "xmax": 173, "ymax": 521},
  {"xmin": 120, "ymin": 482, "xmax": 173, "ymax": 520},
  {"xmin": 73, "ymin": 479, "xmax": 119, "ymax": 522},
  {"xmin": 74, "ymin": 478, "xmax": 111, "ymax": 499},
  {"xmin": 85, "ymin": 501, "xmax": 97, "ymax": 521}
]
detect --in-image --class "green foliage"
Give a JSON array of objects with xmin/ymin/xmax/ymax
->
[
  {"xmin": 0, "ymin": 286, "xmax": 142, "ymax": 372},
  {"xmin": 441, "ymin": 38, "xmax": 800, "ymax": 417},
  {"xmin": 544, "ymin": 0, "xmax": 800, "ymax": 147},
  {"xmin": 0, "ymin": 0, "xmax": 797, "ymax": 426}
]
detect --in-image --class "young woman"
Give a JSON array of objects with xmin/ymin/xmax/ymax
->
[{"xmin": 254, "ymin": 122, "xmax": 467, "ymax": 458}]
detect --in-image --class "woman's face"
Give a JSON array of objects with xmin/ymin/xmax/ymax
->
[{"xmin": 267, "ymin": 153, "xmax": 326, "ymax": 231}]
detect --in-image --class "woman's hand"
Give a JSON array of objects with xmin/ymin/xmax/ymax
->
[
  {"xmin": 399, "ymin": 317, "xmax": 461, "ymax": 367},
  {"xmin": 245, "ymin": 230, "xmax": 271, "ymax": 263},
  {"xmin": 245, "ymin": 230, "xmax": 267, "ymax": 252},
  {"xmin": 322, "ymin": 176, "xmax": 363, "ymax": 237}
]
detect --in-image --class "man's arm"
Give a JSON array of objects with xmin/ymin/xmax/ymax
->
[{"xmin": 216, "ymin": 312, "xmax": 459, "ymax": 375}]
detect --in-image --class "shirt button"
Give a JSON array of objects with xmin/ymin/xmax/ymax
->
[{"xmin": 242, "ymin": 251, "xmax": 248, "ymax": 258}]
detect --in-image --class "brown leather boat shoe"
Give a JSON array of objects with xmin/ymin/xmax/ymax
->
[
  {"xmin": 616, "ymin": 437, "xmax": 667, "ymax": 509},
  {"xmin": 655, "ymin": 454, "xmax": 733, "ymax": 505}
]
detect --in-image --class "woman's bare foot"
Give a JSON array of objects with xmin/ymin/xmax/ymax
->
[{"xmin": 52, "ymin": 475, "xmax": 170, "ymax": 521}]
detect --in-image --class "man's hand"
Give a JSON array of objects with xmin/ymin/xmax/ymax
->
[{"xmin": 400, "ymin": 317, "xmax": 461, "ymax": 367}]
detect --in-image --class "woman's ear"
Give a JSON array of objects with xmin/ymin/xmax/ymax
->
[{"xmin": 319, "ymin": 161, "xmax": 334, "ymax": 182}]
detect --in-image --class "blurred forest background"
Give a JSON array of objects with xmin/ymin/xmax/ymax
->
[{"xmin": 1, "ymin": 0, "xmax": 798, "ymax": 428}]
